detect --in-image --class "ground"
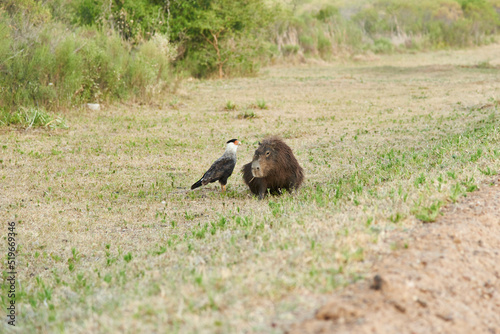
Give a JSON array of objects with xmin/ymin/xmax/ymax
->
[
  {"xmin": 1, "ymin": 44, "xmax": 500, "ymax": 333},
  {"xmin": 289, "ymin": 176, "xmax": 500, "ymax": 333}
]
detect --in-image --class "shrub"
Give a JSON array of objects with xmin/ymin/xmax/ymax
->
[
  {"xmin": 299, "ymin": 35, "xmax": 315, "ymax": 54},
  {"xmin": 315, "ymin": 5, "xmax": 339, "ymax": 22},
  {"xmin": 125, "ymin": 33, "xmax": 176, "ymax": 100},
  {"xmin": 2, "ymin": 0, "xmax": 500, "ymax": 121},
  {"xmin": 0, "ymin": 3, "xmax": 175, "ymax": 114},
  {"xmin": 372, "ymin": 38, "xmax": 395, "ymax": 53},
  {"xmin": 169, "ymin": 0, "xmax": 278, "ymax": 78},
  {"xmin": 284, "ymin": 0, "xmax": 500, "ymax": 57},
  {"xmin": 317, "ymin": 32, "xmax": 333, "ymax": 57},
  {"xmin": 71, "ymin": 0, "xmax": 167, "ymax": 44},
  {"xmin": 0, "ymin": 107, "xmax": 66, "ymax": 129},
  {"xmin": 282, "ymin": 44, "xmax": 300, "ymax": 56}
]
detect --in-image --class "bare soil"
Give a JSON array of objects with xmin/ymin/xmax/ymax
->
[{"xmin": 289, "ymin": 177, "xmax": 500, "ymax": 334}]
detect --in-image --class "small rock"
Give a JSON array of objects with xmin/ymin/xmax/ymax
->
[
  {"xmin": 416, "ymin": 298, "xmax": 428, "ymax": 308},
  {"xmin": 86, "ymin": 103, "xmax": 100, "ymax": 111},
  {"xmin": 370, "ymin": 274, "xmax": 384, "ymax": 290},
  {"xmin": 392, "ymin": 301, "xmax": 406, "ymax": 313},
  {"xmin": 436, "ymin": 313, "xmax": 453, "ymax": 322}
]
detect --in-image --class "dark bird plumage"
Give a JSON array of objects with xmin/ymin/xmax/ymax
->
[{"xmin": 191, "ymin": 139, "xmax": 240, "ymax": 192}]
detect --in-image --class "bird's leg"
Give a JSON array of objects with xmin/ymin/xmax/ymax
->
[{"xmin": 221, "ymin": 184, "xmax": 226, "ymax": 192}]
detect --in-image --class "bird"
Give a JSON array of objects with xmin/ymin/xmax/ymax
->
[{"xmin": 191, "ymin": 139, "xmax": 241, "ymax": 192}]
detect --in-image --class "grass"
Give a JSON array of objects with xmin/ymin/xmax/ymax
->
[
  {"xmin": 0, "ymin": 107, "xmax": 67, "ymax": 129},
  {"xmin": 0, "ymin": 13, "xmax": 175, "ymax": 113},
  {"xmin": 237, "ymin": 109, "xmax": 257, "ymax": 119},
  {"xmin": 412, "ymin": 200, "xmax": 443, "ymax": 223},
  {"xmin": 224, "ymin": 100, "xmax": 237, "ymax": 110},
  {"xmin": 2, "ymin": 43, "xmax": 500, "ymax": 333},
  {"xmin": 254, "ymin": 99, "xmax": 269, "ymax": 110}
]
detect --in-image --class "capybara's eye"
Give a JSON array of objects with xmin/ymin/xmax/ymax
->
[{"xmin": 266, "ymin": 151, "xmax": 270, "ymax": 157}]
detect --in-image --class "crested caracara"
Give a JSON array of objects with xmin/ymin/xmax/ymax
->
[{"xmin": 191, "ymin": 139, "xmax": 240, "ymax": 192}]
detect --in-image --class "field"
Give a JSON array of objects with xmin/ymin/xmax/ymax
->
[{"xmin": 2, "ymin": 44, "xmax": 500, "ymax": 333}]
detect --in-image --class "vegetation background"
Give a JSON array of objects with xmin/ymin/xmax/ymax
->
[{"xmin": 1, "ymin": 0, "xmax": 500, "ymax": 125}]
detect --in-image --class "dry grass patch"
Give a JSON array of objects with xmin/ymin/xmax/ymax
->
[{"xmin": 2, "ymin": 44, "xmax": 500, "ymax": 333}]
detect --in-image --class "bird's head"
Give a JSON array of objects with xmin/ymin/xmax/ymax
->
[{"xmin": 226, "ymin": 139, "xmax": 240, "ymax": 153}]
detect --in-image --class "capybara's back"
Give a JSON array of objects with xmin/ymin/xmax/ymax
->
[{"xmin": 242, "ymin": 136, "xmax": 304, "ymax": 199}]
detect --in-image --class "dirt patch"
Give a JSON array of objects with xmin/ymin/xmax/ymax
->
[{"xmin": 289, "ymin": 177, "xmax": 500, "ymax": 334}]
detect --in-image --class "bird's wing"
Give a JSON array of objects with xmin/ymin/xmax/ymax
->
[{"xmin": 201, "ymin": 156, "xmax": 236, "ymax": 184}]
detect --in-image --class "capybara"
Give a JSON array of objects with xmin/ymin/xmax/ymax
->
[{"xmin": 242, "ymin": 136, "xmax": 304, "ymax": 199}]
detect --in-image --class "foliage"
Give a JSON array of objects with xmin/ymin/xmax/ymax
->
[
  {"xmin": 168, "ymin": 0, "xmax": 277, "ymax": 78},
  {"xmin": 71, "ymin": 0, "xmax": 167, "ymax": 44},
  {"xmin": 0, "ymin": 2, "xmax": 175, "ymax": 117},
  {"xmin": 1, "ymin": 0, "xmax": 500, "ymax": 120},
  {"xmin": 0, "ymin": 107, "xmax": 66, "ymax": 129},
  {"xmin": 275, "ymin": 0, "xmax": 500, "ymax": 59}
]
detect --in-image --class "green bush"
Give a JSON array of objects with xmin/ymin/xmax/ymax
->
[
  {"xmin": 169, "ymin": 0, "xmax": 278, "ymax": 78},
  {"xmin": 125, "ymin": 34, "xmax": 176, "ymax": 100},
  {"xmin": 0, "ymin": 1, "xmax": 175, "ymax": 117},
  {"xmin": 276, "ymin": 0, "xmax": 500, "ymax": 58},
  {"xmin": 71, "ymin": 0, "xmax": 167, "ymax": 44},
  {"xmin": 315, "ymin": 5, "xmax": 339, "ymax": 22},
  {"xmin": 317, "ymin": 33, "xmax": 332, "ymax": 57},
  {"xmin": 282, "ymin": 44, "xmax": 300, "ymax": 56},
  {"xmin": 372, "ymin": 38, "xmax": 395, "ymax": 53},
  {"xmin": 299, "ymin": 35, "xmax": 315, "ymax": 54},
  {"xmin": 0, "ymin": 107, "xmax": 66, "ymax": 129},
  {"xmin": 2, "ymin": 0, "xmax": 500, "ymax": 124}
]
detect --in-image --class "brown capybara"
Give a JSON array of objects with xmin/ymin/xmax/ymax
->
[{"xmin": 242, "ymin": 136, "xmax": 304, "ymax": 199}]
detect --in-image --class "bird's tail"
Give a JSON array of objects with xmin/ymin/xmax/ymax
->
[{"xmin": 191, "ymin": 179, "xmax": 203, "ymax": 190}]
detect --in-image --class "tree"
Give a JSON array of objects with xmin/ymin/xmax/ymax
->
[{"xmin": 169, "ymin": 0, "xmax": 275, "ymax": 78}]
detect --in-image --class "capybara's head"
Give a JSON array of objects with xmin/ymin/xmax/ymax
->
[
  {"xmin": 251, "ymin": 142, "xmax": 276, "ymax": 178},
  {"xmin": 251, "ymin": 138, "xmax": 281, "ymax": 178},
  {"xmin": 250, "ymin": 136, "xmax": 302, "ymax": 179}
]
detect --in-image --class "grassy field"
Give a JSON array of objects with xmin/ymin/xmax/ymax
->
[{"xmin": 2, "ymin": 44, "xmax": 500, "ymax": 333}]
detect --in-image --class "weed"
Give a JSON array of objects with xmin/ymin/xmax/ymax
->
[
  {"xmin": 0, "ymin": 108, "xmax": 66, "ymax": 129},
  {"xmin": 413, "ymin": 200, "xmax": 443, "ymax": 223},
  {"xmin": 256, "ymin": 99, "xmax": 268, "ymax": 110},
  {"xmin": 169, "ymin": 97, "xmax": 180, "ymax": 109},
  {"xmin": 414, "ymin": 173, "xmax": 426, "ymax": 187},
  {"xmin": 389, "ymin": 212, "xmax": 405, "ymax": 223},
  {"xmin": 104, "ymin": 274, "xmax": 112, "ymax": 284},
  {"xmin": 470, "ymin": 148, "xmax": 483, "ymax": 162},
  {"xmin": 268, "ymin": 200, "xmax": 284, "ymax": 217},
  {"xmin": 462, "ymin": 177, "xmax": 478, "ymax": 193},
  {"xmin": 237, "ymin": 110, "xmax": 256, "ymax": 119},
  {"xmin": 123, "ymin": 253, "xmax": 133, "ymax": 263},
  {"xmin": 479, "ymin": 166, "xmax": 496, "ymax": 176},
  {"xmin": 450, "ymin": 183, "xmax": 463, "ymax": 202},
  {"xmin": 225, "ymin": 100, "xmax": 237, "ymax": 110},
  {"xmin": 184, "ymin": 211, "xmax": 195, "ymax": 220}
]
